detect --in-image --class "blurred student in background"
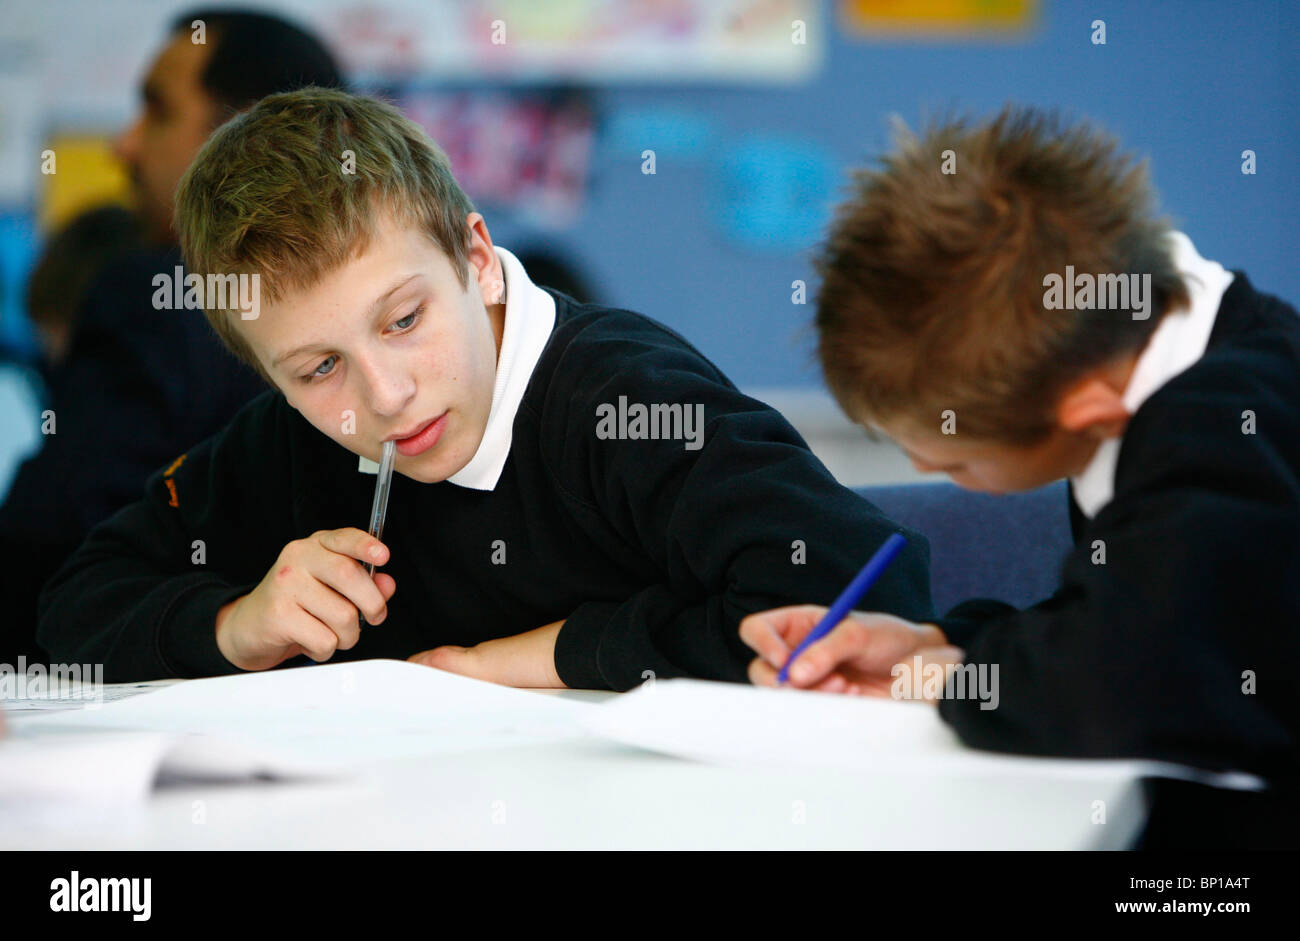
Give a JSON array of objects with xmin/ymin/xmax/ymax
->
[
  {"xmin": 0, "ymin": 9, "xmax": 346, "ymax": 666},
  {"xmin": 0, "ymin": 206, "xmax": 144, "ymax": 504},
  {"xmin": 25, "ymin": 205, "xmax": 144, "ymax": 370}
]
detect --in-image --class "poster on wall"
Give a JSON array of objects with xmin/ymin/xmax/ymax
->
[
  {"xmin": 387, "ymin": 88, "xmax": 595, "ymax": 228},
  {"xmin": 9, "ymin": 0, "xmax": 823, "ymax": 142},
  {"xmin": 840, "ymin": 0, "xmax": 1037, "ymax": 36},
  {"xmin": 325, "ymin": 0, "xmax": 823, "ymax": 83}
]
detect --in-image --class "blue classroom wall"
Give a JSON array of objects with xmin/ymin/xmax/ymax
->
[{"xmin": 507, "ymin": 0, "xmax": 1299, "ymax": 389}]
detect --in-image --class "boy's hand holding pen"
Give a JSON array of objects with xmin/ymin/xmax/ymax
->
[
  {"xmin": 213, "ymin": 441, "xmax": 397, "ymax": 672},
  {"xmin": 738, "ymin": 534, "xmax": 962, "ymax": 697}
]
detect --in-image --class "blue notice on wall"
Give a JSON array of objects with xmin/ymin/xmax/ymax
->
[{"xmin": 713, "ymin": 137, "xmax": 839, "ymax": 253}]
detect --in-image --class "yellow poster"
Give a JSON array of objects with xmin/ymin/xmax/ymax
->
[
  {"xmin": 841, "ymin": 0, "xmax": 1037, "ymax": 36},
  {"xmin": 38, "ymin": 135, "xmax": 132, "ymax": 233}
]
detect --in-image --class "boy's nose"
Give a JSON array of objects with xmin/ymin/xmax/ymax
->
[{"xmin": 359, "ymin": 365, "xmax": 417, "ymax": 418}]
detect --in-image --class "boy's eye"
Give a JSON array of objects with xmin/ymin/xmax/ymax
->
[
  {"xmin": 389, "ymin": 306, "xmax": 423, "ymax": 332},
  {"xmin": 303, "ymin": 355, "xmax": 337, "ymax": 381},
  {"xmin": 295, "ymin": 307, "xmax": 421, "ymax": 383}
]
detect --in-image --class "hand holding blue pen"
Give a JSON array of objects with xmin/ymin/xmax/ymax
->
[{"xmin": 777, "ymin": 532, "xmax": 908, "ymax": 685}]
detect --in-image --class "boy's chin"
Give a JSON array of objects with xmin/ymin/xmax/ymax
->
[
  {"xmin": 392, "ymin": 449, "xmax": 475, "ymax": 485},
  {"xmin": 396, "ymin": 464, "xmax": 454, "ymax": 485}
]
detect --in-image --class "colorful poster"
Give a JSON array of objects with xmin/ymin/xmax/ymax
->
[
  {"xmin": 325, "ymin": 0, "xmax": 822, "ymax": 82},
  {"xmin": 392, "ymin": 89, "xmax": 595, "ymax": 227}
]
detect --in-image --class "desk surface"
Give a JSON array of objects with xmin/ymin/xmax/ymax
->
[{"xmin": 2, "ymin": 683, "xmax": 1148, "ymax": 850}]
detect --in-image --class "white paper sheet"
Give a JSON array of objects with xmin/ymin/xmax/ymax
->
[
  {"xmin": 0, "ymin": 733, "xmax": 173, "ymax": 803},
  {"xmin": 1, "ymin": 680, "xmax": 176, "ymax": 713},
  {"xmin": 581, "ymin": 679, "xmax": 1267, "ymax": 790},
  {"xmin": 0, "ymin": 730, "xmax": 334, "ymax": 804},
  {"xmin": 17, "ymin": 659, "xmax": 593, "ymax": 766}
]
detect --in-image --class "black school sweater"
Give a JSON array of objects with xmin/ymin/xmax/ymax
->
[
  {"xmin": 937, "ymin": 273, "xmax": 1300, "ymax": 782},
  {"xmin": 37, "ymin": 293, "xmax": 933, "ymax": 688}
]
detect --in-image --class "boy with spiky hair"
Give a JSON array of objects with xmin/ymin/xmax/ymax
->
[
  {"xmin": 38, "ymin": 87, "xmax": 932, "ymax": 688},
  {"xmin": 742, "ymin": 107, "xmax": 1300, "ymax": 781}
]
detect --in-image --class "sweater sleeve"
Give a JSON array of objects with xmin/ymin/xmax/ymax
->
[
  {"xmin": 37, "ymin": 391, "xmax": 299, "ymax": 681},
  {"xmin": 936, "ymin": 359, "xmax": 1300, "ymax": 779},
  {"xmin": 542, "ymin": 314, "xmax": 934, "ymax": 691}
]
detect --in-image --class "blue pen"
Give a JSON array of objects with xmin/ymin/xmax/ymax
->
[{"xmin": 778, "ymin": 532, "xmax": 908, "ymax": 685}]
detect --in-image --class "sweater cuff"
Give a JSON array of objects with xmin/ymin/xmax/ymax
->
[
  {"xmin": 554, "ymin": 602, "xmax": 620, "ymax": 690},
  {"xmin": 936, "ymin": 598, "xmax": 1018, "ymax": 649},
  {"xmin": 936, "ymin": 688, "xmax": 963, "ymax": 727},
  {"xmin": 156, "ymin": 577, "xmax": 253, "ymax": 678},
  {"xmin": 934, "ymin": 616, "xmax": 982, "ymax": 650},
  {"xmin": 936, "ymin": 639, "xmax": 999, "ymax": 733}
]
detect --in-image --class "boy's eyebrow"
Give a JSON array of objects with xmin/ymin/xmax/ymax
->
[{"xmin": 270, "ymin": 274, "xmax": 422, "ymax": 369}]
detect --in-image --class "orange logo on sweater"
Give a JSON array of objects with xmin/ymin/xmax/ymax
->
[{"xmin": 163, "ymin": 453, "xmax": 186, "ymax": 507}]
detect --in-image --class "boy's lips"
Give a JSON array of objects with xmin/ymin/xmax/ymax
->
[{"xmin": 388, "ymin": 412, "xmax": 448, "ymax": 457}]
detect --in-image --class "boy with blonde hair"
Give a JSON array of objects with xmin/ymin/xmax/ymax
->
[{"xmin": 40, "ymin": 88, "xmax": 931, "ymax": 688}]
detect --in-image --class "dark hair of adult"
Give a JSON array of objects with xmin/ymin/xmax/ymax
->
[{"xmin": 170, "ymin": 8, "xmax": 347, "ymax": 118}]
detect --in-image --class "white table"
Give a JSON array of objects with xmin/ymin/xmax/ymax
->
[{"xmin": 1, "ymin": 685, "xmax": 1149, "ymax": 850}]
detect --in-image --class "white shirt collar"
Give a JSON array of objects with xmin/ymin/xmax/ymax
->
[
  {"xmin": 1071, "ymin": 232, "xmax": 1235, "ymax": 518},
  {"xmin": 357, "ymin": 246, "xmax": 557, "ymax": 490}
]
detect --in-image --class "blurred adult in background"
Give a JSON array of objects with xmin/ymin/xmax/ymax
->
[
  {"xmin": 0, "ymin": 8, "xmax": 347, "ymax": 666},
  {"xmin": 117, "ymin": 8, "xmax": 348, "ymax": 245}
]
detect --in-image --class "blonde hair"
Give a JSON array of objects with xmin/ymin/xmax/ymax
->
[{"xmin": 175, "ymin": 86, "xmax": 475, "ymax": 377}]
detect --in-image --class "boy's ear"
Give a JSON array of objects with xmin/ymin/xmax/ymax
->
[
  {"xmin": 465, "ymin": 212, "xmax": 505, "ymax": 305},
  {"xmin": 1056, "ymin": 377, "xmax": 1130, "ymax": 440}
]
